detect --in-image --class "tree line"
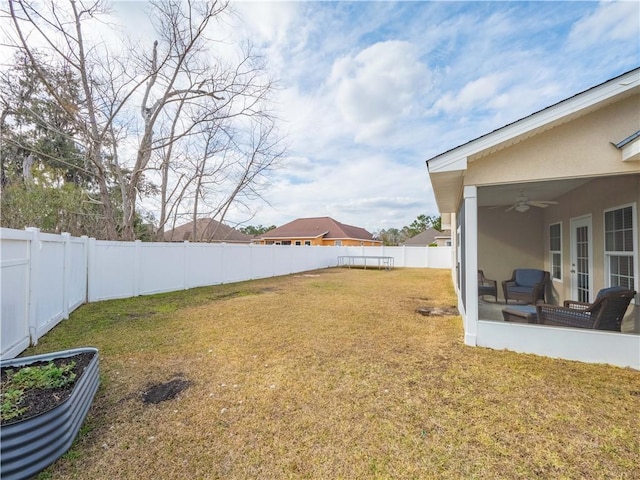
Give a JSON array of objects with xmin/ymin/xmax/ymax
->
[
  {"xmin": 375, "ymin": 214, "xmax": 442, "ymax": 246},
  {"xmin": 1, "ymin": 1, "xmax": 285, "ymax": 241}
]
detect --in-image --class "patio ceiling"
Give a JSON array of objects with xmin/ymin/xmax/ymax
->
[{"xmin": 477, "ymin": 178, "xmax": 592, "ymax": 208}]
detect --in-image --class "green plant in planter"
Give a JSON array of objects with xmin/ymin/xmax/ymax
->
[{"xmin": 1, "ymin": 361, "xmax": 76, "ymax": 422}]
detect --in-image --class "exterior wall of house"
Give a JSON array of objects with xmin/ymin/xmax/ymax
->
[
  {"xmin": 260, "ymin": 238, "xmax": 381, "ymax": 246},
  {"xmin": 261, "ymin": 238, "xmax": 323, "ymax": 246},
  {"xmin": 470, "ymin": 94, "xmax": 639, "ymax": 326},
  {"xmin": 477, "ymin": 207, "xmax": 545, "ymax": 301},
  {"xmin": 541, "ymin": 174, "xmax": 639, "ymax": 327},
  {"xmin": 321, "ymin": 239, "xmax": 381, "ymax": 246},
  {"xmin": 478, "ymin": 174, "xmax": 639, "ymax": 306},
  {"xmin": 464, "ymin": 93, "xmax": 639, "ymax": 186}
]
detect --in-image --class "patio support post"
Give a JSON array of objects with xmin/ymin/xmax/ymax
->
[{"xmin": 463, "ymin": 186, "xmax": 479, "ymax": 346}]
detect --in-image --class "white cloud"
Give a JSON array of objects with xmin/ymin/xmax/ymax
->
[
  {"xmin": 232, "ymin": 2, "xmax": 299, "ymax": 45},
  {"xmin": 568, "ymin": 1, "xmax": 640, "ymax": 47},
  {"xmin": 328, "ymin": 41, "xmax": 431, "ymax": 144},
  {"xmin": 243, "ymin": 152, "xmax": 434, "ymax": 233},
  {"xmin": 432, "ymin": 73, "xmax": 508, "ymax": 115}
]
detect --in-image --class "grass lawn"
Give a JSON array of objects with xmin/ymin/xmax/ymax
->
[{"xmin": 25, "ymin": 268, "xmax": 639, "ymax": 479}]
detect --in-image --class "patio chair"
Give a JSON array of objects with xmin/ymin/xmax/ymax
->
[
  {"xmin": 502, "ymin": 269, "xmax": 549, "ymax": 304},
  {"xmin": 535, "ymin": 287, "xmax": 636, "ymax": 331},
  {"xmin": 478, "ymin": 270, "xmax": 498, "ymax": 302}
]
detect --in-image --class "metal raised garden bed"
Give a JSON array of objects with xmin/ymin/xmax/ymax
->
[{"xmin": 1, "ymin": 347, "xmax": 99, "ymax": 480}]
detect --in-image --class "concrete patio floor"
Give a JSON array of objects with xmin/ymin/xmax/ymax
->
[{"xmin": 478, "ymin": 298, "xmax": 640, "ymax": 334}]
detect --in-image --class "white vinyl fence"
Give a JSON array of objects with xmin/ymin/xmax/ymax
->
[{"xmin": 1, "ymin": 227, "xmax": 452, "ymax": 359}]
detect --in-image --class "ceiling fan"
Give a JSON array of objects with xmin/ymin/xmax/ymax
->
[{"xmin": 504, "ymin": 192, "xmax": 558, "ymax": 212}]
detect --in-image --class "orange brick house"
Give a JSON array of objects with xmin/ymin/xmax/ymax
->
[{"xmin": 257, "ymin": 217, "xmax": 381, "ymax": 246}]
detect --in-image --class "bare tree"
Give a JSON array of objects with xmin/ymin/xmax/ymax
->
[
  {"xmin": 7, "ymin": 0, "xmax": 149, "ymax": 238},
  {"xmin": 6, "ymin": 0, "xmax": 284, "ymax": 240},
  {"xmin": 141, "ymin": 1, "xmax": 284, "ymax": 241}
]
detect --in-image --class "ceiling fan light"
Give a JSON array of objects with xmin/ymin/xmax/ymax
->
[{"xmin": 515, "ymin": 203, "xmax": 530, "ymax": 212}]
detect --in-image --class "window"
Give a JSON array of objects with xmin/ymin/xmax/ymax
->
[
  {"xmin": 604, "ymin": 205, "xmax": 636, "ymax": 293},
  {"xmin": 304, "ymin": 240, "xmax": 311, "ymax": 246},
  {"xmin": 549, "ymin": 222, "xmax": 562, "ymax": 280},
  {"xmin": 294, "ymin": 241, "xmax": 301, "ymax": 246},
  {"xmin": 334, "ymin": 240, "xmax": 342, "ymax": 246},
  {"xmin": 281, "ymin": 240, "xmax": 291, "ymax": 246}
]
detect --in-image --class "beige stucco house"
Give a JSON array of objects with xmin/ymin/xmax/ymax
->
[{"xmin": 426, "ymin": 68, "xmax": 639, "ymax": 369}]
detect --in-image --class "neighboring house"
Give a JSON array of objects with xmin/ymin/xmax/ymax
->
[
  {"xmin": 402, "ymin": 228, "xmax": 452, "ymax": 247},
  {"xmin": 163, "ymin": 218, "xmax": 253, "ymax": 243},
  {"xmin": 426, "ymin": 68, "xmax": 640, "ymax": 369},
  {"xmin": 257, "ymin": 216, "xmax": 381, "ymax": 246}
]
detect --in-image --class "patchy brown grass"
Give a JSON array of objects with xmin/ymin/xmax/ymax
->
[{"xmin": 27, "ymin": 268, "xmax": 639, "ymax": 479}]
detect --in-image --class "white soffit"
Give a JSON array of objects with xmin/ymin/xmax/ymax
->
[
  {"xmin": 430, "ymin": 170, "xmax": 464, "ymax": 213},
  {"xmin": 427, "ymin": 69, "xmax": 640, "ymax": 172}
]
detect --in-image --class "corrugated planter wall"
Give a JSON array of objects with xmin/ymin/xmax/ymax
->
[{"xmin": 1, "ymin": 347, "xmax": 99, "ymax": 480}]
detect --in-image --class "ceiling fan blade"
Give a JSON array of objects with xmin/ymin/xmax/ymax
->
[
  {"xmin": 528, "ymin": 200, "xmax": 559, "ymax": 208},
  {"xmin": 505, "ymin": 204, "xmax": 517, "ymax": 212}
]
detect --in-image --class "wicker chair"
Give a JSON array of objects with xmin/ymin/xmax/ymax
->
[
  {"xmin": 535, "ymin": 287, "xmax": 636, "ymax": 331},
  {"xmin": 502, "ymin": 269, "xmax": 550, "ymax": 304},
  {"xmin": 478, "ymin": 270, "xmax": 498, "ymax": 302}
]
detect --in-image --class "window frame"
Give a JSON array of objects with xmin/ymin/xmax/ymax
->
[
  {"xmin": 603, "ymin": 203, "xmax": 638, "ymax": 303},
  {"xmin": 549, "ymin": 222, "xmax": 562, "ymax": 281}
]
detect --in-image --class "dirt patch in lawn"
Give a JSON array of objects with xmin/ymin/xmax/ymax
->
[
  {"xmin": 142, "ymin": 378, "xmax": 191, "ymax": 405},
  {"xmin": 415, "ymin": 305, "xmax": 459, "ymax": 316}
]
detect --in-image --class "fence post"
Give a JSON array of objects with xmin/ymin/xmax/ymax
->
[
  {"xmin": 81, "ymin": 236, "xmax": 89, "ymax": 303},
  {"xmin": 87, "ymin": 237, "xmax": 96, "ymax": 302},
  {"xmin": 62, "ymin": 232, "xmax": 71, "ymax": 319},
  {"xmin": 220, "ymin": 242, "xmax": 225, "ymax": 284},
  {"xmin": 133, "ymin": 240, "xmax": 141, "ymax": 297},
  {"xmin": 183, "ymin": 241, "xmax": 189, "ymax": 290},
  {"xmin": 25, "ymin": 227, "xmax": 40, "ymax": 345}
]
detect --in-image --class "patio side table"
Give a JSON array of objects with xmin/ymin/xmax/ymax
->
[{"xmin": 502, "ymin": 305, "xmax": 538, "ymax": 324}]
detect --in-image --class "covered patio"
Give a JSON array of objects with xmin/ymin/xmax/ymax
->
[{"xmin": 427, "ymin": 69, "xmax": 640, "ymax": 369}]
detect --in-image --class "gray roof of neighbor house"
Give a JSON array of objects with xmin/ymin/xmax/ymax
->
[
  {"xmin": 163, "ymin": 218, "xmax": 253, "ymax": 243},
  {"xmin": 402, "ymin": 228, "xmax": 451, "ymax": 246},
  {"xmin": 259, "ymin": 216, "xmax": 379, "ymax": 242}
]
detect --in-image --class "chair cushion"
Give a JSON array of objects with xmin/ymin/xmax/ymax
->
[
  {"xmin": 515, "ymin": 269, "xmax": 545, "ymax": 287},
  {"xmin": 509, "ymin": 286, "xmax": 535, "ymax": 295},
  {"xmin": 595, "ymin": 286, "xmax": 627, "ymax": 300}
]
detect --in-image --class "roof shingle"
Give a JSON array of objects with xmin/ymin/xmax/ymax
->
[
  {"xmin": 260, "ymin": 217, "xmax": 377, "ymax": 241},
  {"xmin": 164, "ymin": 218, "xmax": 253, "ymax": 243}
]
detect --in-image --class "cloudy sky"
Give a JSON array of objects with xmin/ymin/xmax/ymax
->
[
  {"xmin": 8, "ymin": 1, "xmax": 640, "ymax": 233},
  {"xmin": 215, "ymin": 0, "xmax": 639, "ymax": 233}
]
